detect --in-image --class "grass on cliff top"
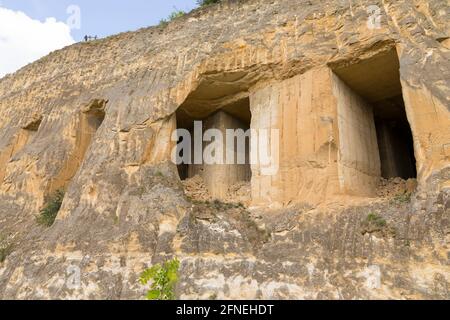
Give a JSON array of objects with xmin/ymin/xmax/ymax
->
[
  {"xmin": 159, "ymin": 0, "xmax": 222, "ymax": 26},
  {"xmin": 37, "ymin": 189, "xmax": 65, "ymax": 227},
  {"xmin": 159, "ymin": 10, "xmax": 186, "ymax": 26}
]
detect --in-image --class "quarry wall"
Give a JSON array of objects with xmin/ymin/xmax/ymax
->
[{"xmin": 0, "ymin": 0, "xmax": 448, "ymax": 299}]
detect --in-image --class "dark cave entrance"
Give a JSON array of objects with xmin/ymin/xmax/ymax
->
[
  {"xmin": 175, "ymin": 74, "xmax": 252, "ymax": 199},
  {"xmin": 176, "ymin": 97, "xmax": 252, "ymax": 181},
  {"xmin": 374, "ymin": 95, "xmax": 417, "ymax": 179},
  {"xmin": 333, "ymin": 48, "xmax": 417, "ymax": 180}
]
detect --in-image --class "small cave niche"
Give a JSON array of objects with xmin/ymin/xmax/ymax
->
[
  {"xmin": 48, "ymin": 99, "xmax": 107, "ymax": 194},
  {"xmin": 81, "ymin": 99, "xmax": 107, "ymax": 133},
  {"xmin": 332, "ymin": 48, "xmax": 417, "ymax": 183},
  {"xmin": 22, "ymin": 115, "xmax": 43, "ymax": 132},
  {"xmin": 0, "ymin": 114, "xmax": 43, "ymax": 183},
  {"xmin": 175, "ymin": 80, "xmax": 252, "ymax": 201},
  {"xmin": 76, "ymin": 99, "xmax": 106, "ymax": 167},
  {"xmin": 14, "ymin": 114, "xmax": 43, "ymax": 155}
]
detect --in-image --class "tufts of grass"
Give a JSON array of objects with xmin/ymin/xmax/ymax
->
[
  {"xmin": 0, "ymin": 234, "xmax": 13, "ymax": 263},
  {"xmin": 158, "ymin": 1, "xmax": 222, "ymax": 27},
  {"xmin": 159, "ymin": 9, "xmax": 186, "ymax": 26},
  {"xmin": 208, "ymin": 199, "xmax": 245, "ymax": 211},
  {"xmin": 37, "ymin": 189, "xmax": 65, "ymax": 227},
  {"xmin": 365, "ymin": 213, "xmax": 387, "ymax": 228},
  {"xmin": 361, "ymin": 212, "xmax": 397, "ymax": 238},
  {"xmin": 393, "ymin": 192, "xmax": 412, "ymax": 204},
  {"xmin": 168, "ymin": 10, "xmax": 186, "ymax": 20},
  {"xmin": 187, "ymin": 197, "xmax": 244, "ymax": 211}
]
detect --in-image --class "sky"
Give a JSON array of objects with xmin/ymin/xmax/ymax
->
[{"xmin": 0, "ymin": 0, "xmax": 199, "ymax": 78}]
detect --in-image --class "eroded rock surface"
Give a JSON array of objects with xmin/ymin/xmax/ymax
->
[{"xmin": 0, "ymin": 0, "xmax": 449, "ymax": 299}]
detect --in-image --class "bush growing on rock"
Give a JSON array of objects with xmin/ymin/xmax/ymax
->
[
  {"xmin": 159, "ymin": 9, "xmax": 186, "ymax": 26},
  {"xmin": 140, "ymin": 258, "xmax": 180, "ymax": 300},
  {"xmin": 0, "ymin": 234, "xmax": 13, "ymax": 263},
  {"xmin": 37, "ymin": 189, "xmax": 65, "ymax": 227},
  {"xmin": 158, "ymin": 1, "xmax": 221, "ymax": 27},
  {"xmin": 366, "ymin": 213, "xmax": 387, "ymax": 228}
]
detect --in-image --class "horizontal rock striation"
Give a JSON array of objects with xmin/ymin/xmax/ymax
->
[{"xmin": 0, "ymin": 0, "xmax": 448, "ymax": 299}]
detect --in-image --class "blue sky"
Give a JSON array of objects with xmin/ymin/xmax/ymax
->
[
  {"xmin": 1, "ymin": 0, "xmax": 199, "ymax": 41},
  {"xmin": 0, "ymin": 0, "xmax": 201, "ymax": 77}
]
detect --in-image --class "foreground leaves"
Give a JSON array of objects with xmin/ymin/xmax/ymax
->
[{"xmin": 140, "ymin": 258, "xmax": 180, "ymax": 300}]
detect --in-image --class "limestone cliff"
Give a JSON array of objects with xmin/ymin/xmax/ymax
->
[{"xmin": 0, "ymin": 0, "xmax": 449, "ymax": 299}]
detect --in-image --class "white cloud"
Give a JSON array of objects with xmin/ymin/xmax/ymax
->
[{"xmin": 0, "ymin": 6, "xmax": 75, "ymax": 78}]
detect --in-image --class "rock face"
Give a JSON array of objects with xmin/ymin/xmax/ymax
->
[{"xmin": 0, "ymin": 0, "xmax": 449, "ymax": 299}]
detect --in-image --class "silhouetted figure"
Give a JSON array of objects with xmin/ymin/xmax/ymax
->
[{"xmin": 83, "ymin": 35, "xmax": 99, "ymax": 42}]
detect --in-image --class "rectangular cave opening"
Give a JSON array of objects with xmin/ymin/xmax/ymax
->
[
  {"xmin": 332, "ymin": 48, "xmax": 417, "ymax": 190},
  {"xmin": 175, "ymin": 97, "xmax": 252, "ymax": 202}
]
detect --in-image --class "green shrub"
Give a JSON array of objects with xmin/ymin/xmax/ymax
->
[
  {"xmin": 0, "ymin": 235, "xmax": 13, "ymax": 263},
  {"xmin": 158, "ymin": 1, "xmax": 221, "ymax": 26},
  {"xmin": 187, "ymin": 197, "xmax": 244, "ymax": 210},
  {"xmin": 168, "ymin": 10, "xmax": 186, "ymax": 20},
  {"xmin": 140, "ymin": 258, "xmax": 180, "ymax": 300},
  {"xmin": 393, "ymin": 192, "xmax": 412, "ymax": 204},
  {"xmin": 37, "ymin": 189, "xmax": 65, "ymax": 227},
  {"xmin": 159, "ymin": 9, "xmax": 186, "ymax": 26},
  {"xmin": 366, "ymin": 213, "xmax": 387, "ymax": 228}
]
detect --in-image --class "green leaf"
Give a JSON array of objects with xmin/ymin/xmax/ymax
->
[
  {"xmin": 140, "ymin": 258, "xmax": 180, "ymax": 300},
  {"xmin": 146, "ymin": 290, "xmax": 161, "ymax": 300},
  {"xmin": 167, "ymin": 267, "xmax": 178, "ymax": 283},
  {"xmin": 140, "ymin": 265, "xmax": 161, "ymax": 285}
]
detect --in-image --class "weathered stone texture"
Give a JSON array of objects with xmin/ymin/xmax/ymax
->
[{"xmin": 0, "ymin": 0, "xmax": 449, "ymax": 299}]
